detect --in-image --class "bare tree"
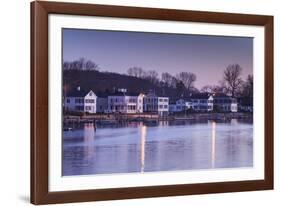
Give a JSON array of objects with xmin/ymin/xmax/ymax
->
[
  {"xmin": 201, "ymin": 85, "xmax": 213, "ymax": 93},
  {"xmin": 145, "ymin": 70, "xmax": 159, "ymax": 84},
  {"xmin": 63, "ymin": 58, "xmax": 99, "ymax": 71},
  {"xmin": 170, "ymin": 76, "xmax": 179, "ymax": 88},
  {"xmin": 161, "ymin": 72, "xmax": 174, "ymax": 86},
  {"xmin": 63, "ymin": 61, "xmax": 70, "ymax": 70},
  {"xmin": 127, "ymin": 67, "xmax": 145, "ymax": 78},
  {"xmin": 176, "ymin": 72, "xmax": 197, "ymax": 94},
  {"xmin": 222, "ymin": 64, "xmax": 243, "ymax": 97},
  {"xmin": 201, "ymin": 84, "xmax": 226, "ymax": 94},
  {"xmin": 85, "ymin": 60, "xmax": 99, "ymax": 71},
  {"xmin": 212, "ymin": 84, "xmax": 227, "ymax": 93},
  {"xmin": 241, "ymin": 74, "xmax": 253, "ymax": 97}
]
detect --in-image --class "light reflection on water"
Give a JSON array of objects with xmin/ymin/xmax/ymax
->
[{"xmin": 63, "ymin": 119, "xmax": 253, "ymax": 176}]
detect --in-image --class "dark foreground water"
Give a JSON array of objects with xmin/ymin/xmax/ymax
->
[{"xmin": 63, "ymin": 119, "xmax": 253, "ymax": 176}]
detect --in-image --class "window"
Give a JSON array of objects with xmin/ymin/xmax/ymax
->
[
  {"xmin": 66, "ymin": 98, "xmax": 70, "ymax": 103},
  {"xmin": 200, "ymin": 99, "xmax": 207, "ymax": 103},
  {"xmin": 85, "ymin": 106, "xmax": 92, "ymax": 111},
  {"xmin": 75, "ymin": 98, "xmax": 84, "ymax": 104},
  {"xmin": 85, "ymin": 99, "xmax": 95, "ymax": 103}
]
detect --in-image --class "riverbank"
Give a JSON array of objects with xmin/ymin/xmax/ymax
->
[{"xmin": 63, "ymin": 112, "xmax": 252, "ymax": 128}]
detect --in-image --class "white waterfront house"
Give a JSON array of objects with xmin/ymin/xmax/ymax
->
[
  {"xmin": 107, "ymin": 90, "xmax": 144, "ymax": 113},
  {"xmin": 213, "ymin": 93, "xmax": 238, "ymax": 112},
  {"xmin": 143, "ymin": 91, "xmax": 169, "ymax": 116},
  {"xmin": 190, "ymin": 93, "xmax": 213, "ymax": 112},
  {"xmin": 64, "ymin": 87, "xmax": 97, "ymax": 113}
]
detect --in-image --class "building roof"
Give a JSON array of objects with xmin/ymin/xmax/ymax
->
[
  {"xmin": 67, "ymin": 88, "xmax": 92, "ymax": 97},
  {"xmin": 109, "ymin": 91, "xmax": 143, "ymax": 97},
  {"xmin": 190, "ymin": 93, "xmax": 212, "ymax": 99},
  {"xmin": 212, "ymin": 93, "xmax": 233, "ymax": 99}
]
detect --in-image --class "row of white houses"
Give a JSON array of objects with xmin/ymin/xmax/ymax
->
[
  {"xmin": 169, "ymin": 93, "xmax": 238, "ymax": 113},
  {"xmin": 64, "ymin": 88, "xmax": 169, "ymax": 115},
  {"xmin": 64, "ymin": 87, "xmax": 243, "ymax": 115}
]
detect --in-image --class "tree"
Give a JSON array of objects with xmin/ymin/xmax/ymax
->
[
  {"xmin": 175, "ymin": 81, "xmax": 186, "ymax": 97},
  {"xmin": 85, "ymin": 60, "xmax": 99, "ymax": 71},
  {"xmin": 144, "ymin": 70, "xmax": 159, "ymax": 84},
  {"xmin": 201, "ymin": 85, "xmax": 213, "ymax": 93},
  {"xmin": 201, "ymin": 84, "xmax": 226, "ymax": 94},
  {"xmin": 222, "ymin": 64, "xmax": 243, "ymax": 97},
  {"xmin": 161, "ymin": 72, "xmax": 174, "ymax": 87},
  {"xmin": 63, "ymin": 61, "xmax": 70, "ymax": 70},
  {"xmin": 63, "ymin": 58, "xmax": 99, "ymax": 71},
  {"xmin": 241, "ymin": 74, "xmax": 253, "ymax": 97},
  {"xmin": 127, "ymin": 67, "xmax": 145, "ymax": 78},
  {"xmin": 176, "ymin": 72, "xmax": 196, "ymax": 94},
  {"xmin": 170, "ymin": 76, "xmax": 179, "ymax": 88}
]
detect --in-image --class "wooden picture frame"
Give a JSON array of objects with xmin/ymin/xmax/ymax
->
[{"xmin": 31, "ymin": 1, "xmax": 274, "ymax": 204}]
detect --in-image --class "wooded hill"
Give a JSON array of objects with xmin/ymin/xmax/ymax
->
[{"xmin": 63, "ymin": 69, "xmax": 186, "ymax": 100}]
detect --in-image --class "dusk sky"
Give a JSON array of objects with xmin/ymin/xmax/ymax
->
[{"xmin": 63, "ymin": 28, "xmax": 253, "ymax": 89}]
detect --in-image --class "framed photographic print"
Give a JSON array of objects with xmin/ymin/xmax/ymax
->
[{"xmin": 31, "ymin": 1, "xmax": 274, "ymax": 204}]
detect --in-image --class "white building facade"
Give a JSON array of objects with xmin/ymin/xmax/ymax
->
[
  {"xmin": 107, "ymin": 93, "xmax": 144, "ymax": 113},
  {"xmin": 191, "ymin": 93, "xmax": 213, "ymax": 112},
  {"xmin": 143, "ymin": 92, "xmax": 169, "ymax": 116},
  {"xmin": 64, "ymin": 89, "xmax": 97, "ymax": 114}
]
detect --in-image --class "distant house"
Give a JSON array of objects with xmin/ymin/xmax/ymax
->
[
  {"xmin": 190, "ymin": 93, "xmax": 213, "ymax": 112},
  {"xmin": 169, "ymin": 98, "xmax": 192, "ymax": 113},
  {"xmin": 143, "ymin": 91, "xmax": 169, "ymax": 116},
  {"xmin": 107, "ymin": 90, "xmax": 144, "ymax": 113},
  {"xmin": 238, "ymin": 97, "xmax": 253, "ymax": 112},
  {"xmin": 213, "ymin": 93, "xmax": 238, "ymax": 112},
  {"xmin": 64, "ymin": 87, "xmax": 97, "ymax": 113}
]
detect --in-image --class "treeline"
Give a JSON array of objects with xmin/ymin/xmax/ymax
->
[
  {"xmin": 126, "ymin": 64, "xmax": 252, "ymax": 98},
  {"xmin": 63, "ymin": 58, "xmax": 99, "ymax": 71},
  {"xmin": 63, "ymin": 58, "xmax": 253, "ymax": 99},
  {"xmin": 127, "ymin": 66, "xmax": 198, "ymax": 96}
]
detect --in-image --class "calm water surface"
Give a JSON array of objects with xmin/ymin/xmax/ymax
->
[{"xmin": 63, "ymin": 119, "xmax": 253, "ymax": 176}]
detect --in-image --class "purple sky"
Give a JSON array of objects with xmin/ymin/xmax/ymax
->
[{"xmin": 63, "ymin": 28, "xmax": 253, "ymax": 89}]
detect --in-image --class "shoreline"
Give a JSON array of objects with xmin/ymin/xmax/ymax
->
[{"xmin": 63, "ymin": 112, "xmax": 253, "ymax": 127}]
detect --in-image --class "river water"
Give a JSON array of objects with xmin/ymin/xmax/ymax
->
[{"xmin": 63, "ymin": 119, "xmax": 253, "ymax": 176}]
